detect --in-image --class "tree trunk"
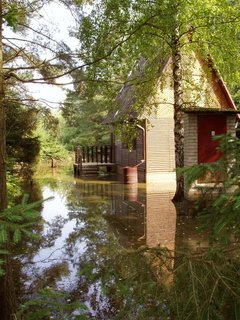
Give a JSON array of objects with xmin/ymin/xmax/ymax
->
[
  {"xmin": 0, "ymin": 255, "xmax": 17, "ymax": 320},
  {"xmin": 0, "ymin": 0, "xmax": 7, "ymax": 211},
  {"xmin": 51, "ymin": 158, "xmax": 58, "ymax": 168},
  {"xmin": 172, "ymin": 28, "xmax": 184, "ymax": 202}
]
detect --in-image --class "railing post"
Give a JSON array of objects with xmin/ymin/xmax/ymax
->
[
  {"xmin": 110, "ymin": 145, "xmax": 113, "ymax": 163},
  {"xmin": 91, "ymin": 146, "xmax": 94, "ymax": 162},
  {"xmin": 96, "ymin": 146, "xmax": 98, "ymax": 163},
  {"xmin": 87, "ymin": 146, "xmax": 90, "ymax": 162},
  {"xmin": 74, "ymin": 147, "xmax": 77, "ymax": 163},
  {"xmin": 100, "ymin": 146, "xmax": 103, "ymax": 163},
  {"xmin": 75, "ymin": 147, "xmax": 82, "ymax": 164},
  {"xmin": 74, "ymin": 146, "xmax": 82, "ymax": 176},
  {"xmin": 82, "ymin": 147, "xmax": 85, "ymax": 163},
  {"xmin": 104, "ymin": 146, "xmax": 108, "ymax": 163}
]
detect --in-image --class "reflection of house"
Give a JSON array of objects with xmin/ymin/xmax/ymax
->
[
  {"xmin": 100, "ymin": 180, "xmax": 208, "ymax": 254},
  {"xmin": 104, "ymin": 183, "xmax": 177, "ymax": 250},
  {"xmin": 104, "ymin": 183, "xmax": 145, "ymax": 248},
  {"xmin": 105, "ymin": 53, "xmax": 237, "ymax": 190},
  {"xmin": 146, "ymin": 190, "xmax": 176, "ymax": 251}
]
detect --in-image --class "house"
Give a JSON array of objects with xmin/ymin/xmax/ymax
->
[{"xmin": 104, "ymin": 52, "xmax": 238, "ymax": 194}]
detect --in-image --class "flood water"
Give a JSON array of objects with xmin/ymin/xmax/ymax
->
[{"xmin": 1, "ymin": 166, "xmax": 206, "ymax": 319}]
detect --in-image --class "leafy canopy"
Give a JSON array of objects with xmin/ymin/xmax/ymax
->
[{"xmin": 75, "ymin": 0, "xmax": 240, "ymax": 105}]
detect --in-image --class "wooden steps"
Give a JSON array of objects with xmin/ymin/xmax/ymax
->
[
  {"xmin": 74, "ymin": 162, "xmax": 116, "ymax": 176},
  {"xmin": 81, "ymin": 164, "xmax": 99, "ymax": 176}
]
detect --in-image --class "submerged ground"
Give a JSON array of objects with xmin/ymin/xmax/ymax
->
[{"xmin": 2, "ymin": 166, "xmax": 205, "ymax": 319}]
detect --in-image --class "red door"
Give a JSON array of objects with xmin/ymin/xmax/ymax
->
[{"xmin": 198, "ymin": 115, "xmax": 226, "ymax": 163}]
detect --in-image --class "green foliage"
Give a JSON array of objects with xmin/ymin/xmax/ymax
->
[
  {"xmin": 61, "ymin": 84, "xmax": 110, "ymax": 148},
  {"xmin": 17, "ymin": 287, "xmax": 89, "ymax": 320},
  {"xmin": 75, "ymin": 0, "xmax": 240, "ymax": 108},
  {"xmin": 35, "ymin": 113, "xmax": 69, "ymax": 163},
  {"xmin": 170, "ymin": 133, "xmax": 240, "ymax": 315},
  {"xmin": 182, "ymin": 134, "xmax": 240, "ymax": 244},
  {"xmin": 6, "ymin": 90, "xmax": 40, "ymax": 164},
  {"xmin": 172, "ymin": 248, "xmax": 240, "ymax": 320},
  {"xmin": 115, "ymin": 118, "xmax": 139, "ymax": 150},
  {"xmin": 6, "ymin": 170, "xmax": 22, "ymax": 206},
  {"xmin": 0, "ymin": 194, "xmax": 51, "ymax": 275},
  {"xmin": 231, "ymin": 85, "xmax": 240, "ymax": 108},
  {"xmin": 4, "ymin": 2, "xmax": 24, "ymax": 31}
]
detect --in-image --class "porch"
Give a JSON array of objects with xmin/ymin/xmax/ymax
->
[{"xmin": 74, "ymin": 145, "xmax": 116, "ymax": 176}]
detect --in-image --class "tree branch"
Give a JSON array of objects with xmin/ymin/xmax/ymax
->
[{"xmin": 4, "ymin": 37, "xmax": 59, "ymax": 55}]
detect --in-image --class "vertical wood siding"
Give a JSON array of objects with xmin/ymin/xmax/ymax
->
[{"xmin": 115, "ymin": 127, "xmax": 145, "ymax": 168}]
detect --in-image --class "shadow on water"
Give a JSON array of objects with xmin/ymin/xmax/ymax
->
[{"xmin": 0, "ymin": 166, "xmax": 206, "ymax": 319}]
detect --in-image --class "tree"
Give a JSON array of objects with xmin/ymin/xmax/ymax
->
[
  {"xmin": 35, "ymin": 112, "xmax": 69, "ymax": 167},
  {"xmin": 61, "ymin": 75, "xmax": 111, "ymax": 148},
  {"xmin": 0, "ymin": 0, "xmax": 6, "ymax": 211},
  {"xmin": 6, "ymin": 89, "xmax": 40, "ymax": 165},
  {"xmin": 74, "ymin": 0, "xmax": 240, "ymax": 200},
  {"xmin": 0, "ymin": 0, "xmax": 82, "ymax": 210}
]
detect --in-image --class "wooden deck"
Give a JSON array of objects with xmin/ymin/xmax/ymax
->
[{"xmin": 74, "ymin": 145, "xmax": 115, "ymax": 176}]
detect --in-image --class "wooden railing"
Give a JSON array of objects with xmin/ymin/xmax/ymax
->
[{"xmin": 75, "ymin": 145, "xmax": 114, "ymax": 164}]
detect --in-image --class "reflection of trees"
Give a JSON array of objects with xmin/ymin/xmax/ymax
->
[
  {"xmin": 62, "ymin": 183, "xmax": 174, "ymax": 319},
  {"xmin": 4, "ymin": 170, "xmax": 231, "ymax": 319},
  {"xmin": 65, "ymin": 205, "xmax": 170, "ymax": 319},
  {"xmin": 33, "ymin": 166, "xmax": 75, "ymax": 195},
  {"xmin": 0, "ymin": 176, "xmax": 69, "ymax": 317}
]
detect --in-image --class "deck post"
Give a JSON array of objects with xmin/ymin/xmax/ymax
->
[
  {"xmin": 86, "ymin": 146, "xmax": 90, "ymax": 162},
  {"xmin": 100, "ymin": 146, "xmax": 103, "ymax": 163},
  {"xmin": 110, "ymin": 145, "xmax": 113, "ymax": 163},
  {"xmin": 91, "ymin": 146, "xmax": 94, "ymax": 162},
  {"xmin": 82, "ymin": 147, "xmax": 85, "ymax": 163},
  {"xmin": 96, "ymin": 146, "xmax": 98, "ymax": 163},
  {"xmin": 104, "ymin": 146, "xmax": 108, "ymax": 163}
]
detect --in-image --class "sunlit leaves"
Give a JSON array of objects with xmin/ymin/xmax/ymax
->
[{"xmin": 76, "ymin": 0, "xmax": 240, "ymax": 108}]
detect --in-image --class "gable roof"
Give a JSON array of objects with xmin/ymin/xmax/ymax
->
[
  {"xmin": 103, "ymin": 53, "xmax": 237, "ymax": 124},
  {"xmin": 198, "ymin": 57, "xmax": 236, "ymax": 110},
  {"xmin": 103, "ymin": 56, "xmax": 170, "ymax": 124}
]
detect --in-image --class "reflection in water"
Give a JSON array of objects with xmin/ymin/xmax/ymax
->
[
  {"xmin": 145, "ymin": 188, "xmax": 176, "ymax": 251},
  {"xmin": 1, "ymin": 168, "xmax": 204, "ymax": 319}
]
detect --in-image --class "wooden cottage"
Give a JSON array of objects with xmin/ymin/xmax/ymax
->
[{"xmin": 105, "ymin": 52, "xmax": 238, "ymax": 192}]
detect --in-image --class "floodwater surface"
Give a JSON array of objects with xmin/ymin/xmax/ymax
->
[{"xmin": 1, "ymin": 167, "xmax": 205, "ymax": 319}]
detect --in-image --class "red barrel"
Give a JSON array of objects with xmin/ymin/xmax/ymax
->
[{"xmin": 123, "ymin": 166, "xmax": 138, "ymax": 184}]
